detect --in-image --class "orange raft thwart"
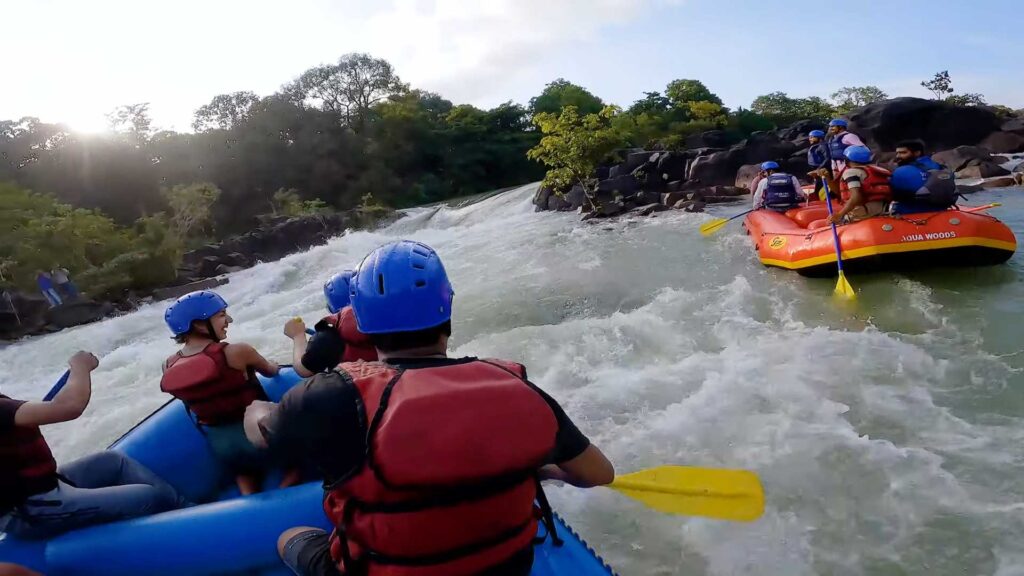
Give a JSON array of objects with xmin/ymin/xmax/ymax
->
[{"xmin": 743, "ymin": 202, "xmax": 1017, "ymax": 277}]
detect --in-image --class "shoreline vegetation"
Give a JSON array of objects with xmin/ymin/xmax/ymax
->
[{"xmin": 2, "ymin": 56, "xmax": 1022, "ymax": 339}]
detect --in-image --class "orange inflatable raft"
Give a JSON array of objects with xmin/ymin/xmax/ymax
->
[{"xmin": 744, "ymin": 202, "xmax": 1017, "ymax": 277}]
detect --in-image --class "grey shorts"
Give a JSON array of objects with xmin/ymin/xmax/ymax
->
[{"xmin": 281, "ymin": 529, "xmax": 339, "ymax": 576}]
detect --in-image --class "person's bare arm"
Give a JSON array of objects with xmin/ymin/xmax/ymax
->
[
  {"xmin": 14, "ymin": 351, "xmax": 98, "ymax": 427},
  {"xmin": 243, "ymin": 400, "xmax": 276, "ymax": 448},
  {"xmin": 284, "ymin": 318, "xmax": 313, "ymax": 378},
  {"xmin": 831, "ymin": 185, "xmax": 864, "ymax": 222},
  {"xmin": 225, "ymin": 343, "xmax": 280, "ymax": 377},
  {"xmin": 538, "ymin": 444, "xmax": 615, "ymax": 488}
]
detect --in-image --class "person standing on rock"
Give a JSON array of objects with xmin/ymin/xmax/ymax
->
[
  {"xmin": 35, "ymin": 271, "xmax": 61, "ymax": 308},
  {"xmin": 161, "ymin": 290, "xmax": 300, "ymax": 496},
  {"xmin": 245, "ymin": 240, "xmax": 614, "ymax": 576},
  {"xmin": 806, "ymin": 130, "xmax": 830, "ymax": 201},
  {"xmin": 282, "ymin": 270, "xmax": 378, "ymax": 377},
  {"xmin": 827, "ymin": 146, "xmax": 893, "ymax": 224},
  {"xmin": 1, "ymin": 351, "xmax": 191, "ymax": 539},
  {"xmin": 752, "ymin": 161, "xmax": 806, "ymax": 212},
  {"xmin": 50, "ymin": 266, "xmax": 78, "ymax": 301},
  {"xmin": 825, "ymin": 119, "xmax": 866, "ymax": 174}
]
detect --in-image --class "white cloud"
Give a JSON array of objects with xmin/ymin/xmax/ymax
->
[{"xmin": 0, "ymin": 0, "xmax": 672, "ymax": 131}]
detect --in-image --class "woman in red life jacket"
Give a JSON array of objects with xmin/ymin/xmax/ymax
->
[
  {"xmin": 1, "ymin": 352, "xmax": 189, "ymax": 540},
  {"xmin": 245, "ymin": 240, "xmax": 615, "ymax": 576},
  {"xmin": 160, "ymin": 290, "xmax": 298, "ymax": 496},
  {"xmin": 827, "ymin": 145, "xmax": 893, "ymax": 224},
  {"xmin": 283, "ymin": 270, "xmax": 378, "ymax": 378}
]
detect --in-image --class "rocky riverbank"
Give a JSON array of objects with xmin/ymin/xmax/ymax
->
[
  {"xmin": 533, "ymin": 97, "xmax": 1024, "ymax": 219},
  {"xmin": 0, "ymin": 209, "xmax": 396, "ymax": 341}
]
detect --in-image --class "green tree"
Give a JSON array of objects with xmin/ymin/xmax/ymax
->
[
  {"xmin": 687, "ymin": 101, "xmax": 727, "ymax": 124},
  {"xmin": 192, "ymin": 91, "xmax": 261, "ymax": 131},
  {"xmin": 830, "ymin": 86, "xmax": 889, "ymax": 113},
  {"xmin": 163, "ymin": 182, "xmax": 221, "ymax": 241},
  {"xmin": 285, "ymin": 53, "xmax": 407, "ymax": 129},
  {"xmin": 751, "ymin": 92, "xmax": 836, "ymax": 125},
  {"xmin": 527, "ymin": 105, "xmax": 626, "ymax": 207},
  {"xmin": 665, "ymin": 79, "xmax": 723, "ymax": 107},
  {"xmin": 921, "ymin": 70, "xmax": 953, "ymax": 99},
  {"xmin": 106, "ymin": 103, "xmax": 152, "ymax": 146},
  {"xmin": 627, "ymin": 92, "xmax": 672, "ymax": 116},
  {"xmin": 528, "ymin": 79, "xmax": 605, "ymax": 117}
]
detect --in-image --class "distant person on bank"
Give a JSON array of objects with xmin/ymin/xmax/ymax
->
[
  {"xmin": 50, "ymin": 266, "xmax": 78, "ymax": 301},
  {"xmin": 35, "ymin": 271, "xmax": 61, "ymax": 308}
]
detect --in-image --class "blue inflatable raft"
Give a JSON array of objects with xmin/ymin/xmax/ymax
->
[{"xmin": 0, "ymin": 368, "xmax": 615, "ymax": 575}]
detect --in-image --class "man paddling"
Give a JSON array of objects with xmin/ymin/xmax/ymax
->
[
  {"xmin": 1, "ymin": 352, "xmax": 190, "ymax": 539},
  {"xmin": 827, "ymin": 146, "xmax": 893, "ymax": 224},
  {"xmin": 245, "ymin": 240, "xmax": 614, "ymax": 576},
  {"xmin": 283, "ymin": 270, "xmax": 377, "ymax": 377}
]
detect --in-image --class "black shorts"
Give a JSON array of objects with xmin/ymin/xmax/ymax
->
[
  {"xmin": 281, "ymin": 529, "xmax": 535, "ymax": 576},
  {"xmin": 281, "ymin": 529, "xmax": 339, "ymax": 576}
]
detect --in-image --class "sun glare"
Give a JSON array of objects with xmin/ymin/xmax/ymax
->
[{"xmin": 62, "ymin": 109, "xmax": 109, "ymax": 134}]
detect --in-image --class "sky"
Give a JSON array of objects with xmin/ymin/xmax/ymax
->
[{"xmin": 2, "ymin": 0, "xmax": 1021, "ymax": 133}]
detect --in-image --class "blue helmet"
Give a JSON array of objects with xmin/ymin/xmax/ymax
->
[
  {"xmin": 164, "ymin": 290, "xmax": 228, "ymax": 336},
  {"xmin": 891, "ymin": 165, "xmax": 926, "ymax": 193},
  {"xmin": 829, "ymin": 118, "xmax": 848, "ymax": 128},
  {"xmin": 844, "ymin": 145, "xmax": 873, "ymax": 163},
  {"xmin": 809, "ymin": 130, "xmax": 825, "ymax": 138},
  {"xmin": 323, "ymin": 270, "xmax": 355, "ymax": 314},
  {"xmin": 350, "ymin": 240, "xmax": 454, "ymax": 334},
  {"xmin": 760, "ymin": 161, "xmax": 780, "ymax": 171}
]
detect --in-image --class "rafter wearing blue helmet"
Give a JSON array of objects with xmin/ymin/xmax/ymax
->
[
  {"xmin": 827, "ymin": 146, "xmax": 893, "ymax": 225},
  {"xmin": 283, "ymin": 269, "xmax": 377, "ymax": 379},
  {"xmin": 161, "ymin": 290, "xmax": 293, "ymax": 496},
  {"xmin": 255, "ymin": 239, "xmax": 616, "ymax": 576},
  {"xmin": 825, "ymin": 118, "xmax": 866, "ymax": 173}
]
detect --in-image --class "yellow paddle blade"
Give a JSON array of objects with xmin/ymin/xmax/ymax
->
[
  {"xmin": 609, "ymin": 466, "xmax": 764, "ymax": 522},
  {"xmin": 834, "ymin": 271, "xmax": 856, "ymax": 299},
  {"xmin": 699, "ymin": 218, "xmax": 730, "ymax": 236}
]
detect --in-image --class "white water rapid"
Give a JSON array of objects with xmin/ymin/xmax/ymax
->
[{"xmin": 3, "ymin": 183, "xmax": 1024, "ymax": 575}]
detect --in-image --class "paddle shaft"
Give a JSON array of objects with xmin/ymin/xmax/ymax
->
[
  {"xmin": 612, "ymin": 478, "xmax": 752, "ymax": 498},
  {"xmin": 723, "ymin": 209, "xmax": 755, "ymax": 225},
  {"xmin": 42, "ymin": 370, "xmax": 71, "ymax": 402},
  {"xmin": 819, "ymin": 134, "xmax": 850, "ymax": 275}
]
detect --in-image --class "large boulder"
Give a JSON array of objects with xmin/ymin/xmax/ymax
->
[
  {"xmin": 625, "ymin": 151, "xmax": 659, "ymax": 172},
  {"xmin": 689, "ymin": 149, "xmax": 743, "ymax": 186},
  {"xmin": 1002, "ymin": 116, "xmax": 1024, "ymax": 134},
  {"xmin": 777, "ymin": 119, "xmax": 826, "ymax": 142},
  {"xmin": 933, "ymin": 146, "xmax": 994, "ymax": 172},
  {"xmin": 956, "ymin": 161, "xmax": 1011, "ymax": 179},
  {"xmin": 547, "ymin": 194, "xmax": 571, "ymax": 211},
  {"xmin": 685, "ymin": 130, "xmax": 730, "ymax": 149},
  {"xmin": 44, "ymin": 300, "xmax": 115, "ymax": 329},
  {"xmin": 981, "ymin": 176, "xmax": 1018, "ymax": 189},
  {"xmin": 564, "ymin": 184, "xmax": 587, "ymax": 211},
  {"xmin": 846, "ymin": 97, "xmax": 1002, "ymax": 151},
  {"xmin": 734, "ymin": 132, "xmax": 798, "ymax": 165},
  {"xmin": 980, "ymin": 131, "xmax": 1024, "ymax": 154},
  {"xmin": 597, "ymin": 175, "xmax": 640, "ymax": 195},
  {"xmin": 735, "ymin": 164, "xmax": 763, "ymax": 190},
  {"xmin": 656, "ymin": 152, "xmax": 689, "ymax": 183}
]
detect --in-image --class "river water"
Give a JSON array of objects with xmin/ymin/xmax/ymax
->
[{"xmin": 2, "ymin": 183, "xmax": 1023, "ymax": 575}]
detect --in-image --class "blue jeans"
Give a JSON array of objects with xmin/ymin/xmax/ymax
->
[
  {"xmin": 40, "ymin": 288, "xmax": 61, "ymax": 308},
  {"xmin": 0, "ymin": 451, "xmax": 191, "ymax": 539}
]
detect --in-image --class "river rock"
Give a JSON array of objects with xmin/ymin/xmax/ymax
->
[
  {"xmin": 956, "ymin": 161, "xmax": 1010, "ymax": 179},
  {"xmin": 981, "ymin": 176, "xmax": 1018, "ymax": 189},
  {"xmin": 637, "ymin": 203, "xmax": 669, "ymax": 216},
  {"xmin": 564, "ymin": 184, "xmax": 587, "ymax": 211},
  {"xmin": 594, "ymin": 165, "xmax": 611, "ymax": 181},
  {"xmin": 533, "ymin": 186, "xmax": 552, "ymax": 211},
  {"xmin": 625, "ymin": 151, "xmax": 658, "ymax": 172},
  {"xmin": 44, "ymin": 300, "xmax": 115, "ymax": 329},
  {"xmin": 777, "ymin": 119, "xmax": 827, "ymax": 142},
  {"xmin": 1002, "ymin": 116, "xmax": 1024, "ymax": 134},
  {"xmin": 547, "ymin": 194, "xmax": 571, "ymax": 211},
  {"xmin": 933, "ymin": 146, "xmax": 994, "ymax": 172},
  {"xmin": 955, "ymin": 183, "xmax": 984, "ymax": 194},
  {"xmin": 980, "ymin": 131, "xmax": 1024, "ymax": 154},
  {"xmin": 846, "ymin": 97, "xmax": 1002, "ymax": 151},
  {"xmin": 597, "ymin": 175, "xmax": 640, "ymax": 195},
  {"xmin": 735, "ymin": 164, "xmax": 762, "ymax": 189},
  {"xmin": 657, "ymin": 152, "xmax": 689, "ymax": 182},
  {"xmin": 661, "ymin": 191, "xmax": 689, "ymax": 206},
  {"xmin": 685, "ymin": 130, "xmax": 730, "ymax": 149}
]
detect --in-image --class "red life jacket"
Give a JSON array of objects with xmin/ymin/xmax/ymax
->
[
  {"xmin": 0, "ymin": 394, "xmax": 58, "ymax": 514},
  {"xmin": 324, "ymin": 359, "xmax": 558, "ymax": 576},
  {"xmin": 839, "ymin": 165, "xmax": 892, "ymax": 203},
  {"xmin": 160, "ymin": 342, "xmax": 267, "ymax": 426},
  {"xmin": 320, "ymin": 306, "xmax": 378, "ymax": 363}
]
